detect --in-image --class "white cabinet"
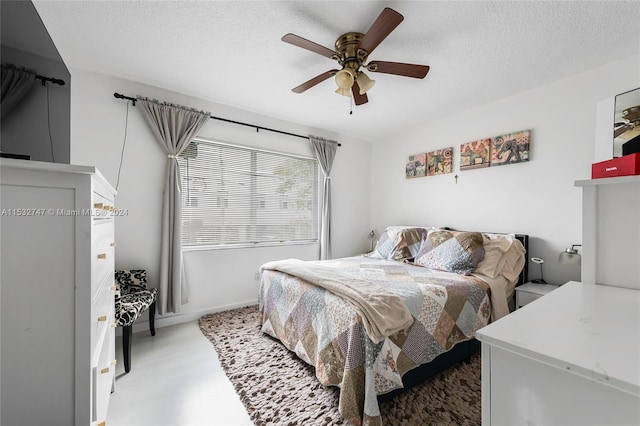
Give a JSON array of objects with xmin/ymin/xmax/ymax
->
[
  {"xmin": 575, "ymin": 175, "xmax": 640, "ymax": 290},
  {"xmin": 477, "ymin": 281, "xmax": 640, "ymax": 425},
  {"xmin": 1, "ymin": 159, "xmax": 117, "ymax": 426}
]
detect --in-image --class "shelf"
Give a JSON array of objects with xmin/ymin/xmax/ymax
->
[{"xmin": 575, "ymin": 175, "xmax": 640, "ymax": 187}]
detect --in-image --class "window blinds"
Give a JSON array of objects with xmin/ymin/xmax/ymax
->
[{"xmin": 178, "ymin": 139, "xmax": 320, "ymax": 248}]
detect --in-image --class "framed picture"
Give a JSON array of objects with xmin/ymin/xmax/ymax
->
[
  {"xmin": 406, "ymin": 153, "xmax": 426, "ymax": 178},
  {"xmin": 491, "ymin": 130, "xmax": 530, "ymax": 166},
  {"xmin": 460, "ymin": 139, "xmax": 491, "ymax": 170},
  {"xmin": 427, "ymin": 147, "xmax": 453, "ymax": 176}
]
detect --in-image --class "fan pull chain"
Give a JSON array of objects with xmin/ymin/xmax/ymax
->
[{"xmin": 350, "ymin": 95, "xmax": 353, "ymax": 115}]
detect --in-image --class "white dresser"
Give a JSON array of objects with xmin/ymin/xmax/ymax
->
[
  {"xmin": 477, "ymin": 281, "xmax": 640, "ymax": 425},
  {"xmin": 1, "ymin": 159, "xmax": 117, "ymax": 425}
]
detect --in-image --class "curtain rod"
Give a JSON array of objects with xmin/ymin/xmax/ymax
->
[
  {"xmin": 113, "ymin": 92, "xmax": 340, "ymax": 146},
  {"xmin": 1, "ymin": 63, "xmax": 65, "ymax": 86},
  {"xmin": 35, "ymin": 74, "xmax": 65, "ymax": 86}
]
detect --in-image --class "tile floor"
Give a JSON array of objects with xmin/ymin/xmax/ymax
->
[{"xmin": 107, "ymin": 321, "xmax": 252, "ymax": 426}]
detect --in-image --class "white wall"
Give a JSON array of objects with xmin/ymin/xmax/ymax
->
[
  {"xmin": 68, "ymin": 54, "xmax": 638, "ymax": 328},
  {"xmin": 370, "ymin": 55, "xmax": 640, "ymax": 286},
  {"xmin": 69, "ymin": 69, "xmax": 371, "ymax": 329}
]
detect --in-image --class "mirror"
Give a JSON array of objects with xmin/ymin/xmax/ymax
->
[{"xmin": 613, "ymin": 87, "xmax": 640, "ymax": 158}]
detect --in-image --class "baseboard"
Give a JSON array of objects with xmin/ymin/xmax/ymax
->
[{"xmin": 120, "ymin": 299, "xmax": 259, "ymax": 336}]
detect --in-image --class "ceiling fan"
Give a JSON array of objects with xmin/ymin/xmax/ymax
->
[{"xmin": 282, "ymin": 7, "xmax": 430, "ymax": 106}]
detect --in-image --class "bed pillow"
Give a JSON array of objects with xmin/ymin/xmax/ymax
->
[
  {"xmin": 413, "ymin": 229, "xmax": 467, "ymax": 259},
  {"xmin": 474, "ymin": 234, "xmax": 512, "ymax": 278},
  {"xmin": 368, "ymin": 230, "xmax": 395, "ymax": 259},
  {"xmin": 500, "ymin": 244, "xmax": 526, "ymax": 283},
  {"xmin": 369, "ymin": 226, "xmax": 431, "ymax": 261},
  {"xmin": 475, "ymin": 233, "xmax": 526, "ymax": 282},
  {"xmin": 414, "ymin": 230, "xmax": 485, "ymax": 274}
]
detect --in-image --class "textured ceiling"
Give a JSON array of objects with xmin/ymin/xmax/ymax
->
[{"xmin": 33, "ymin": 1, "xmax": 640, "ymax": 142}]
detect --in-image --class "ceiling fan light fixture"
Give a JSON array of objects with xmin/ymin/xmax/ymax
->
[
  {"xmin": 282, "ymin": 7, "xmax": 430, "ymax": 106},
  {"xmin": 356, "ymin": 71, "xmax": 376, "ymax": 94},
  {"xmin": 335, "ymin": 68, "xmax": 355, "ymax": 90},
  {"xmin": 334, "ymin": 87, "xmax": 352, "ymax": 97}
]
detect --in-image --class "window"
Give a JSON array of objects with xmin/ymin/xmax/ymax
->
[{"xmin": 178, "ymin": 138, "xmax": 320, "ymax": 248}]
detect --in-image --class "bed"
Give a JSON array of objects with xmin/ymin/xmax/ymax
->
[{"xmin": 259, "ymin": 227, "xmax": 528, "ymax": 426}]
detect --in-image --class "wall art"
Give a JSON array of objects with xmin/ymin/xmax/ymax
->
[
  {"xmin": 460, "ymin": 139, "xmax": 491, "ymax": 170},
  {"xmin": 405, "ymin": 153, "xmax": 426, "ymax": 178},
  {"xmin": 427, "ymin": 147, "xmax": 453, "ymax": 175},
  {"xmin": 491, "ymin": 130, "xmax": 530, "ymax": 166}
]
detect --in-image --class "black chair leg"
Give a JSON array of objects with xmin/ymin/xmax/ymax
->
[
  {"xmin": 149, "ymin": 301, "xmax": 156, "ymax": 336},
  {"xmin": 123, "ymin": 325, "xmax": 133, "ymax": 373}
]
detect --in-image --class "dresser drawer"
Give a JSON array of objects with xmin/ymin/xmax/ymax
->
[
  {"xmin": 515, "ymin": 283, "xmax": 559, "ymax": 308},
  {"xmin": 92, "ymin": 221, "xmax": 115, "ymax": 295},
  {"xmin": 93, "ymin": 188, "xmax": 115, "ymax": 222},
  {"xmin": 91, "ymin": 280, "xmax": 116, "ymax": 360},
  {"xmin": 94, "ymin": 178, "xmax": 115, "ymax": 203},
  {"xmin": 516, "ymin": 290, "xmax": 540, "ymax": 307},
  {"xmin": 92, "ymin": 325, "xmax": 115, "ymax": 424}
]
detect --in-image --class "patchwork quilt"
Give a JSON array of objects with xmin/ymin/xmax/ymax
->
[{"xmin": 259, "ymin": 255, "xmax": 492, "ymax": 426}]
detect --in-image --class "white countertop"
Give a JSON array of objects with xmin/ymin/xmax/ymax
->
[
  {"xmin": 1, "ymin": 158, "xmax": 115, "ymax": 194},
  {"xmin": 477, "ymin": 281, "xmax": 640, "ymax": 397}
]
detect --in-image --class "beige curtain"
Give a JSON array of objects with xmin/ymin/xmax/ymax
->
[
  {"xmin": 136, "ymin": 96, "xmax": 210, "ymax": 314},
  {"xmin": 309, "ymin": 135, "xmax": 338, "ymax": 260}
]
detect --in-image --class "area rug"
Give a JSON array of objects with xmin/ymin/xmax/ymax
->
[{"xmin": 199, "ymin": 305, "xmax": 481, "ymax": 426}]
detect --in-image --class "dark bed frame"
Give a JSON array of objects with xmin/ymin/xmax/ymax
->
[{"xmin": 378, "ymin": 233, "xmax": 529, "ymax": 402}]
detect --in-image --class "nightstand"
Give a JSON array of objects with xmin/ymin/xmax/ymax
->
[{"xmin": 515, "ymin": 282, "xmax": 560, "ymax": 308}]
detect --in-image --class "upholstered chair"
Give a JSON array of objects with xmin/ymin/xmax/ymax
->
[{"xmin": 114, "ymin": 269, "xmax": 157, "ymax": 373}]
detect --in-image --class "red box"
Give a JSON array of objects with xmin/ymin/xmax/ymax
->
[{"xmin": 592, "ymin": 153, "xmax": 640, "ymax": 179}]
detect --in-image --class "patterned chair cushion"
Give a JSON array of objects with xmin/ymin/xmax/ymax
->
[
  {"xmin": 115, "ymin": 289, "xmax": 157, "ymax": 327},
  {"xmin": 116, "ymin": 269, "xmax": 149, "ymax": 295},
  {"xmin": 114, "ymin": 269, "xmax": 157, "ymax": 327}
]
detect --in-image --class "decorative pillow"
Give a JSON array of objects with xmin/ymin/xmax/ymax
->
[
  {"xmin": 368, "ymin": 228, "xmax": 397, "ymax": 259},
  {"xmin": 413, "ymin": 229, "xmax": 458, "ymax": 259},
  {"xmin": 414, "ymin": 230, "xmax": 485, "ymax": 274},
  {"xmin": 369, "ymin": 226, "xmax": 431, "ymax": 261}
]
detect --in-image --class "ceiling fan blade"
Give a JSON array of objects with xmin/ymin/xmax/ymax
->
[
  {"xmin": 357, "ymin": 8, "xmax": 404, "ymax": 55},
  {"xmin": 352, "ymin": 81, "xmax": 368, "ymax": 105},
  {"xmin": 614, "ymin": 123, "xmax": 633, "ymax": 138},
  {"xmin": 292, "ymin": 70, "xmax": 338, "ymax": 94},
  {"xmin": 282, "ymin": 33, "xmax": 338, "ymax": 59},
  {"xmin": 367, "ymin": 61, "xmax": 430, "ymax": 79}
]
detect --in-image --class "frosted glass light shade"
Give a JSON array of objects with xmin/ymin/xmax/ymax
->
[
  {"xmin": 335, "ymin": 69, "xmax": 355, "ymax": 89},
  {"xmin": 559, "ymin": 248, "xmax": 581, "ymax": 265},
  {"xmin": 356, "ymin": 72, "xmax": 376, "ymax": 94}
]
